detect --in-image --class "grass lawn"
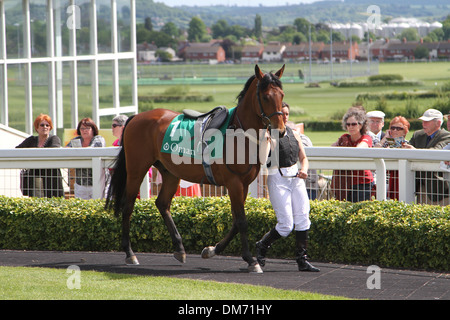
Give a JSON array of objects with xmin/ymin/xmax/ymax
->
[
  {"xmin": 0, "ymin": 266, "xmax": 347, "ymax": 300},
  {"xmin": 137, "ymin": 61, "xmax": 449, "ymax": 119},
  {"xmin": 6, "ymin": 61, "xmax": 449, "ymax": 145}
]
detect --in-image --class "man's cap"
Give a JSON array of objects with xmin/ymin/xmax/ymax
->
[
  {"xmin": 418, "ymin": 109, "xmax": 443, "ymax": 121},
  {"xmin": 366, "ymin": 110, "xmax": 385, "ymax": 119}
]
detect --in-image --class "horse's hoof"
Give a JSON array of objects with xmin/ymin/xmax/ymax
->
[
  {"xmin": 125, "ymin": 256, "xmax": 139, "ymax": 265},
  {"xmin": 201, "ymin": 246, "xmax": 216, "ymax": 259},
  {"xmin": 174, "ymin": 252, "xmax": 186, "ymax": 263},
  {"xmin": 248, "ymin": 263, "xmax": 263, "ymax": 274}
]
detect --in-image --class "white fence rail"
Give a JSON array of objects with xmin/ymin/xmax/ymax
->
[{"xmin": 1, "ymin": 147, "xmax": 449, "ymax": 205}]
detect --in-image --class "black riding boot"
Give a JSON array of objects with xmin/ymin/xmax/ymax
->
[
  {"xmin": 295, "ymin": 230, "xmax": 320, "ymax": 272},
  {"xmin": 255, "ymin": 228, "xmax": 281, "ymax": 267}
]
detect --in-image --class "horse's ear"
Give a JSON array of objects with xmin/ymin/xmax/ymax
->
[
  {"xmin": 275, "ymin": 64, "xmax": 285, "ymax": 79},
  {"xmin": 255, "ymin": 64, "xmax": 264, "ymax": 80}
]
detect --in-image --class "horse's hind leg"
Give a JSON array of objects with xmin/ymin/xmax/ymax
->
[
  {"xmin": 155, "ymin": 167, "xmax": 186, "ymax": 263},
  {"xmin": 122, "ymin": 175, "xmax": 144, "ymax": 265}
]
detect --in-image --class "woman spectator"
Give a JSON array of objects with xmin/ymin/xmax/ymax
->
[
  {"xmin": 16, "ymin": 114, "xmax": 64, "ymax": 197},
  {"xmin": 331, "ymin": 107, "xmax": 374, "ymax": 202},
  {"xmin": 111, "ymin": 114, "xmax": 128, "ymax": 146},
  {"xmin": 375, "ymin": 116, "xmax": 410, "ymax": 200},
  {"xmin": 66, "ymin": 117, "xmax": 105, "ymax": 199}
]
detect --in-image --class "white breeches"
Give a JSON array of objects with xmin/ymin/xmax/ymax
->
[{"xmin": 267, "ymin": 167, "xmax": 311, "ymax": 237}]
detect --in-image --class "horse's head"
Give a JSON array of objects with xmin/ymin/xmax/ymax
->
[{"xmin": 255, "ymin": 64, "xmax": 286, "ymax": 135}]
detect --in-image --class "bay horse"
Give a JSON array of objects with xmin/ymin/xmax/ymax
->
[{"xmin": 105, "ymin": 65, "xmax": 286, "ymax": 273}]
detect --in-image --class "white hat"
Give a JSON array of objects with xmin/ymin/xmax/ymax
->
[
  {"xmin": 419, "ymin": 109, "xmax": 443, "ymax": 121},
  {"xmin": 366, "ymin": 110, "xmax": 385, "ymax": 119}
]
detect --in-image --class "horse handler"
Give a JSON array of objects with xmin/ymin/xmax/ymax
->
[{"xmin": 256, "ymin": 102, "xmax": 319, "ymax": 272}]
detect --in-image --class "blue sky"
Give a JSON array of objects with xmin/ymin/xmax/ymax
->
[{"xmin": 155, "ymin": 0, "xmax": 319, "ymax": 7}]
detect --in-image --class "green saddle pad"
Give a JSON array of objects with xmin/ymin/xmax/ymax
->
[{"xmin": 161, "ymin": 107, "xmax": 235, "ymax": 160}]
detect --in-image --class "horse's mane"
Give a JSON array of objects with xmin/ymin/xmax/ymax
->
[{"xmin": 236, "ymin": 71, "xmax": 283, "ymax": 104}]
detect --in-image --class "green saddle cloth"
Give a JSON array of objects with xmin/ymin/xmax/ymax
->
[{"xmin": 161, "ymin": 107, "xmax": 236, "ymax": 160}]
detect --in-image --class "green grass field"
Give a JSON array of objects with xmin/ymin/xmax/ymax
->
[
  {"xmin": 136, "ymin": 62, "xmax": 448, "ymax": 145},
  {"xmin": 6, "ymin": 61, "xmax": 449, "ymax": 145},
  {"xmin": 0, "ymin": 266, "xmax": 347, "ymax": 300},
  {"xmin": 137, "ymin": 61, "xmax": 450, "ymax": 118}
]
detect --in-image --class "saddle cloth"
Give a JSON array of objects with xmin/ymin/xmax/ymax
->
[{"xmin": 161, "ymin": 106, "xmax": 235, "ymax": 161}]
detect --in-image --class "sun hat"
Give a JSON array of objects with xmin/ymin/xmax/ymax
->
[{"xmin": 418, "ymin": 109, "xmax": 443, "ymax": 122}]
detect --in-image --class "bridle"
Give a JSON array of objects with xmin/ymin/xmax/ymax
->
[{"xmin": 256, "ymin": 80, "xmax": 283, "ymax": 130}]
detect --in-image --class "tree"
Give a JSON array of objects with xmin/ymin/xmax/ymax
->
[
  {"xmin": 443, "ymin": 15, "xmax": 450, "ymax": 40},
  {"xmin": 293, "ymin": 33, "xmax": 307, "ymax": 44},
  {"xmin": 212, "ymin": 19, "xmax": 228, "ymax": 39},
  {"xmin": 156, "ymin": 49, "xmax": 172, "ymax": 62},
  {"xmin": 144, "ymin": 17, "xmax": 153, "ymax": 31},
  {"xmin": 254, "ymin": 14, "xmax": 262, "ymax": 39},
  {"xmin": 161, "ymin": 22, "xmax": 179, "ymax": 38},
  {"xmin": 294, "ymin": 18, "xmax": 313, "ymax": 35},
  {"xmin": 397, "ymin": 28, "xmax": 419, "ymax": 41},
  {"xmin": 188, "ymin": 17, "xmax": 207, "ymax": 42},
  {"xmin": 414, "ymin": 45, "xmax": 429, "ymax": 59}
]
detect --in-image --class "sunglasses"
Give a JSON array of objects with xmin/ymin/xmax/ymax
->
[
  {"xmin": 346, "ymin": 122, "xmax": 359, "ymax": 127},
  {"xmin": 39, "ymin": 123, "xmax": 50, "ymax": 127},
  {"xmin": 390, "ymin": 126, "xmax": 404, "ymax": 131},
  {"xmin": 112, "ymin": 124, "xmax": 122, "ymax": 128}
]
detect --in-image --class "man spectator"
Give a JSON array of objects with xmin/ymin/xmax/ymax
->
[
  {"xmin": 403, "ymin": 109, "xmax": 450, "ymax": 150},
  {"xmin": 403, "ymin": 109, "xmax": 450, "ymax": 204},
  {"xmin": 366, "ymin": 110, "xmax": 385, "ymax": 146},
  {"xmin": 447, "ymin": 112, "xmax": 450, "ymax": 132}
]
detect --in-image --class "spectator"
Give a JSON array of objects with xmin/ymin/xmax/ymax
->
[
  {"xmin": 441, "ymin": 143, "xmax": 450, "ymax": 205},
  {"xmin": 366, "ymin": 110, "xmax": 386, "ymax": 146},
  {"xmin": 111, "ymin": 115, "xmax": 128, "ymax": 146},
  {"xmin": 16, "ymin": 114, "xmax": 64, "ymax": 198},
  {"xmin": 375, "ymin": 116, "xmax": 411, "ymax": 199},
  {"xmin": 447, "ymin": 112, "xmax": 450, "ymax": 132},
  {"xmin": 403, "ymin": 109, "xmax": 450, "ymax": 203},
  {"xmin": 331, "ymin": 107, "xmax": 374, "ymax": 202},
  {"xmin": 66, "ymin": 118, "xmax": 106, "ymax": 199},
  {"xmin": 403, "ymin": 109, "xmax": 450, "ymax": 150}
]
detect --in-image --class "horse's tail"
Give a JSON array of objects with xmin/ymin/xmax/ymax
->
[{"xmin": 105, "ymin": 115, "xmax": 135, "ymax": 217}]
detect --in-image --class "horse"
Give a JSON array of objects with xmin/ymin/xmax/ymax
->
[{"xmin": 105, "ymin": 64, "xmax": 286, "ymax": 273}]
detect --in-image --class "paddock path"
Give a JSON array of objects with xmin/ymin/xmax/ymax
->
[{"xmin": 0, "ymin": 250, "xmax": 448, "ymax": 300}]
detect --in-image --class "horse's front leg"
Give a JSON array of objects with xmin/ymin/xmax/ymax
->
[
  {"xmin": 202, "ymin": 185, "xmax": 262, "ymax": 273},
  {"xmin": 234, "ymin": 208, "xmax": 262, "ymax": 273}
]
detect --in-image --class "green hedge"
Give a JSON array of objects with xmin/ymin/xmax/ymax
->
[
  {"xmin": 0, "ymin": 196, "xmax": 448, "ymax": 271},
  {"xmin": 336, "ymin": 80, "xmax": 423, "ymax": 87},
  {"xmin": 356, "ymin": 91, "xmax": 450, "ymax": 101},
  {"xmin": 368, "ymin": 74, "xmax": 404, "ymax": 82}
]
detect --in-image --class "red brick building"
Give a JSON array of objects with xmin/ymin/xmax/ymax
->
[{"xmin": 185, "ymin": 43, "xmax": 226, "ymax": 64}]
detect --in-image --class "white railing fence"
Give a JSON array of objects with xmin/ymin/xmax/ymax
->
[{"xmin": 1, "ymin": 147, "xmax": 449, "ymax": 205}]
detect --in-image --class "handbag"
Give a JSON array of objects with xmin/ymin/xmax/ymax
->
[{"xmin": 20, "ymin": 169, "xmax": 34, "ymax": 196}]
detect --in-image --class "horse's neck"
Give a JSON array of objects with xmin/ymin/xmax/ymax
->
[{"xmin": 236, "ymin": 98, "xmax": 262, "ymax": 132}]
